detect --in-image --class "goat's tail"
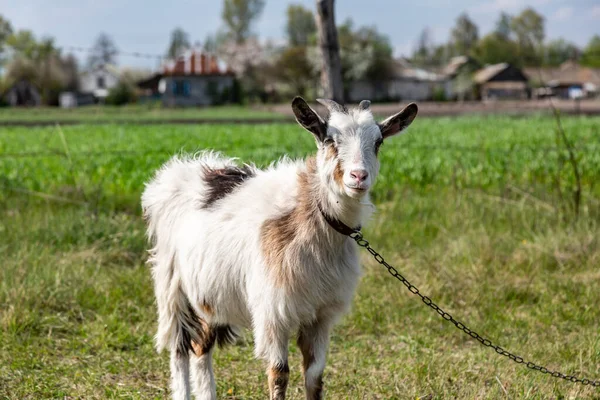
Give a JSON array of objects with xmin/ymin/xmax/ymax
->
[
  {"xmin": 148, "ymin": 250, "xmax": 205, "ymax": 353},
  {"xmin": 142, "ymin": 152, "xmax": 234, "ymax": 353},
  {"xmin": 141, "ymin": 152, "xmax": 239, "ymax": 353}
]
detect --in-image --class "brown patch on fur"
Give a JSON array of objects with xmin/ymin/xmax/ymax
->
[
  {"xmin": 191, "ymin": 337, "xmax": 211, "ymax": 356},
  {"xmin": 325, "ymin": 144, "xmax": 337, "ymax": 160},
  {"xmin": 333, "ymin": 160, "xmax": 344, "ymax": 187},
  {"xmin": 260, "ymin": 157, "xmax": 322, "ymax": 290},
  {"xmin": 268, "ymin": 362, "xmax": 289, "ymax": 400},
  {"xmin": 191, "ymin": 324, "xmax": 238, "ymax": 357},
  {"xmin": 297, "ymin": 328, "xmax": 324, "ymax": 400},
  {"xmin": 200, "ymin": 300, "xmax": 214, "ymax": 316},
  {"xmin": 202, "ymin": 165, "xmax": 255, "ymax": 208},
  {"xmin": 325, "ymin": 144, "xmax": 344, "ymax": 188},
  {"xmin": 297, "ymin": 329, "xmax": 315, "ymax": 372}
]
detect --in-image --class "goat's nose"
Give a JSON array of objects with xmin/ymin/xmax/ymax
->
[{"xmin": 350, "ymin": 169, "xmax": 369, "ymax": 182}]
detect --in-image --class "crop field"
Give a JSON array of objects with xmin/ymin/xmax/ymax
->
[
  {"xmin": 1, "ymin": 114, "xmax": 600, "ymax": 399},
  {"xmin": 0, "ymin": 104, "xmax": 286, "ymax": 123}
]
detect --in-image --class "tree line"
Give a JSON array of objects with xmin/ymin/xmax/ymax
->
[
  {"xmin": 412, "ymin": 8, "xmax": 600, "ymax": 69},
  {"xmin": 1, "ymin": 1, "xmax": 599, "ymax": 105}
]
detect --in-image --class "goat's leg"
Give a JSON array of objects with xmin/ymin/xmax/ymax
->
[
  {"xmin": 297, "ymin": 317, "xmax": 334, "ymax": 400},
  {"xmin": 190, "ymin": 329, "xmax": 217, "ymax": 400},
  {"xmin": 170, "ymin": 348, "xmax": 191, "ymax": 400},
  {"xmin": 254, "ymin": 319, "xmax": 290, "ymax": 400}
]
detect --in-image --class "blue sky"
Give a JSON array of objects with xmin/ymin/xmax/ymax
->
[{"xmin": 1, "ymin": 0, "xmax": 599, "ymax": 69}]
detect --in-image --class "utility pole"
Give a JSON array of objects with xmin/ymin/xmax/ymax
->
[{"xmin": 315, "ymin": 0, "xmax": 344, "ymax": 103}]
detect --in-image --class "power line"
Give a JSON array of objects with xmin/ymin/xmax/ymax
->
[
  {"xmin": 7, "ymin": 44, "xmax": 166, "ymax": 60},
  {"xmin": 62, "ymin": 46, "xmax": 164, "ymax": 60}
]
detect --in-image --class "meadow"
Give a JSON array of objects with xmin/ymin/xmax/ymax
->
[
  {"xmin": 0, "ymin": 104, "xmax": 287, "ymax": 123},
  {"xmin": 1, "ymin": 114, "xmax": 600, "ymax": 399}
]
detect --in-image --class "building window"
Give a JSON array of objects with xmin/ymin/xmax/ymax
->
[
  {"xmin": 97, "ymin": 76, "xmax": 106, "ymax": 89},
  {"xmin": 173, "ymin": 80, "xmax": 191, "ymax": 97}
]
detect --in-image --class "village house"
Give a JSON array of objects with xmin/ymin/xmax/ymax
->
[
  {"xmin": 59, "ymin": 64, "xmax": 120, "ymax": 107},
  {"xmin": 473, "ymin": 63, "xmax": 529, "ymax": 100},
  {"xmin": 79, "ymin": 64, "xmax": 120, "ymax": 100},
  {"xmin": 347, "ymin": 58, "xmax": 443, "ymax": 102},
  {"xmin": 442, "ymin": 56, "xmax": 481, "ymax": 100},
  {"xmin": 525, "ymin": 61, "xmax": 600, "ymax": 99},
  {"xmin": 4, "ymin": 79, "xmax": 42, "ymax": 106},
  {"xmin": 137, "ymin": 50, "xmax": 235, "ymax": 106}
]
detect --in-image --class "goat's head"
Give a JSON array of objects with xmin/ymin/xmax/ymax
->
[{"xmin": 292, "ymin": 97, "xmax": 418, "ymax": 199}]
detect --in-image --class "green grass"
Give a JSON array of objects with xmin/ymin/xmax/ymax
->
[
  {"xmin": 0, "ymin": 104, "xmax": 287, "ymax": 122},
  {"xmin": 1, "ymin": 115, "xmax": 600, "ymax": 399}
]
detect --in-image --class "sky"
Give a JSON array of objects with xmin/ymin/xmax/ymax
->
[{"xmin": 1, "ymin": 0, "xmax": 599, "ymax": 70}]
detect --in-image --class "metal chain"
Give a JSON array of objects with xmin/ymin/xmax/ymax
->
[{"xmin": 349, "ymin": 231, "xmax": 600, "ymax": 387}]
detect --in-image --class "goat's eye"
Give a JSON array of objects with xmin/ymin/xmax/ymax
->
[{"xmin": 323, "ymin": 137, "xmax": 335, "ymax": 146}]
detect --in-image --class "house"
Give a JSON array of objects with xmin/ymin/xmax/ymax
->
[
  {"xmin": 137, "ymin": 50, "xmax": 236, "ymax": 106},
  {"xmin": 59, "ymin": 92, "xmax": 96, "ymax": 108},
  {"xmin": 473, "ymin": 63, "xmax": 529, "ymax": 100},
  {"xmin": 346, "ymin": 59, "xmax": 443, "ymax": 102},
  {"xmin": 79, "ymin": 64, "xmax": 120, "ymax": 100},
  {"xmin": 442, "ymin": 56, "xmax": 481, "ymax": 100},
  {"xmin": 4, "ymin": 80, "xmax": 42, "ymax": 106},
  {"xmin": 525, "ymin": 61, "xmax": 600, "ymax": 99}
]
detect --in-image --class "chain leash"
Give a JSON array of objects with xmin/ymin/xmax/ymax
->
[{"xmin": 349, "ymin": 230, "xmax": 600, "ymax": 387}]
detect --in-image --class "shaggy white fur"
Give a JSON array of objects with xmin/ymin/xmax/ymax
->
[{"xmin": 141, "ymin": 97, "xmax": 417, "ymax": 400}]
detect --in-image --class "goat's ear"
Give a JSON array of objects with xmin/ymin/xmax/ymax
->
[
  {"xmin": 292, "ymin": 96, "xmax": 328, "ymax": 143},
  {"xmin": 378, "ymin": 103, "xmax": 418, "ymax": 139}
]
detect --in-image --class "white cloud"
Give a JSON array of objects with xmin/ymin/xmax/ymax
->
[
  {"xmin": 592, "ymin": 5, "xmax": 600, "ymax": 19},
  {"xmin": 551, "ymin": 6, "xmax": 573, "ymax": 21}
]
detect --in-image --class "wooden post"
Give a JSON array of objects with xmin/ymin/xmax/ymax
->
[{"xmin": 315, "ymin": 0, "xmax": 344, "ymax": 103}]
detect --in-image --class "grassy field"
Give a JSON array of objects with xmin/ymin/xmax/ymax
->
[
  {"xmin": 1, "ymin": 114, "xmax": 600, "ymax": 399},
  {"xmin": 0, "ymin": 104, "xmax": 287, "ymax": 123}
]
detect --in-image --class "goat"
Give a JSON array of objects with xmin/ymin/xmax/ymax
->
[{"xmin": 141, "ymin": 97, "xmax": 418, "ymax": 400}]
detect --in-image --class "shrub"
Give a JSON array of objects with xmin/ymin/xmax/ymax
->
[{"xmin": 105, "ymin": 82, "xmax": 137, "ymax": 106}]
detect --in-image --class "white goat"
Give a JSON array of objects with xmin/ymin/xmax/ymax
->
[{"xmin": 141, "ymin": 97, "xmax": 418, "ymax": 400}]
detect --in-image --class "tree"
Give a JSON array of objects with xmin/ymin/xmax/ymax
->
[
  {"xmin": 6, "ymin": 30, "xmax": 38, "ymax": 58},
  {"xmin": 310, "ymin": 18, "xmax": 394, "ymax": 98},
  {"xmin": 581, "ymin": 35, "xmax": 600, "ymax": 68},
  {"xmin": 3, "ymin": 28, "xmax": 79, "ymax": 105},
  {"xmin": 474, "ymin": 33, "xmax": 521, "ymax": 66},
  {"xmin": 167, "ymin": 27, "xmax": 190, "ymax": 58},
  {"xmin": 275, "ymin": 46, "xmax": 317, "ymax": 96},
  {"xmin": 315, "ymin": 0, "xmax": 343, "ymax": 102},
  {"xmin": 36, "ymin": 37, "xmax": 59, "ymax": 102},
  {"xmin": 428, "ymin": 43, "xmax": 453, "ymax": 67},
  {"xmin": 88, "ymin": 33, "xmax": 118, "ymax": 68},
  {"xmin": 0, "ymin": 14, "xmax": 12, "ymax": 64},
  {"xmin": 544, "ymin": 39, "xmax": 579, "ymax": 66},
  {"xmin": 350, "ymin": 25, "xmax": 394, "ymax": 81},
  {"xmin": 222, "ymin": 0, "xmax": 265, "ymax": 43},
  {"xmin": 510, "ymin": 8, "xmax": 544, "ymax": 65},
  {"xmin": 203, "ymin": 34, "xmax": 218, "ymax": 53},
  {"xmin": 411, "ymin": 28, "xmax": 433, "ymax": 66},
  {"xmin": 216, "ymin": 37, "xmax": 271, "ymax": 102},
  {"xmin": 495, "ymin": 12, "xmax": 512, "ymax": 40},
  {"xmin": 451, "ymin": 13, "xmax": 479, "ymax": 56},
  {"xmin": 286, "ymin": 4, "xmax": 316, "ymax": 46},
  {"xmin": 61, "ymin": 54, "xmax": 79, "ymax": 91}
]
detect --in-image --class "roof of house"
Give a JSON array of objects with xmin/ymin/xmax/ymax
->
[
  {"xmin": 443, "ymin": 56, "xmax": 480, "ymax": 77},
  {"xmin": 393, "ymin": 58, "xmax": 443, "ymax": 82},
  {"xmin": 473, "ymin": 63, "xmax": 511, "ymax": 83},
  {"xmin": 523, "ymin": 61, "xmax": 600, "ymax": 86}
]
